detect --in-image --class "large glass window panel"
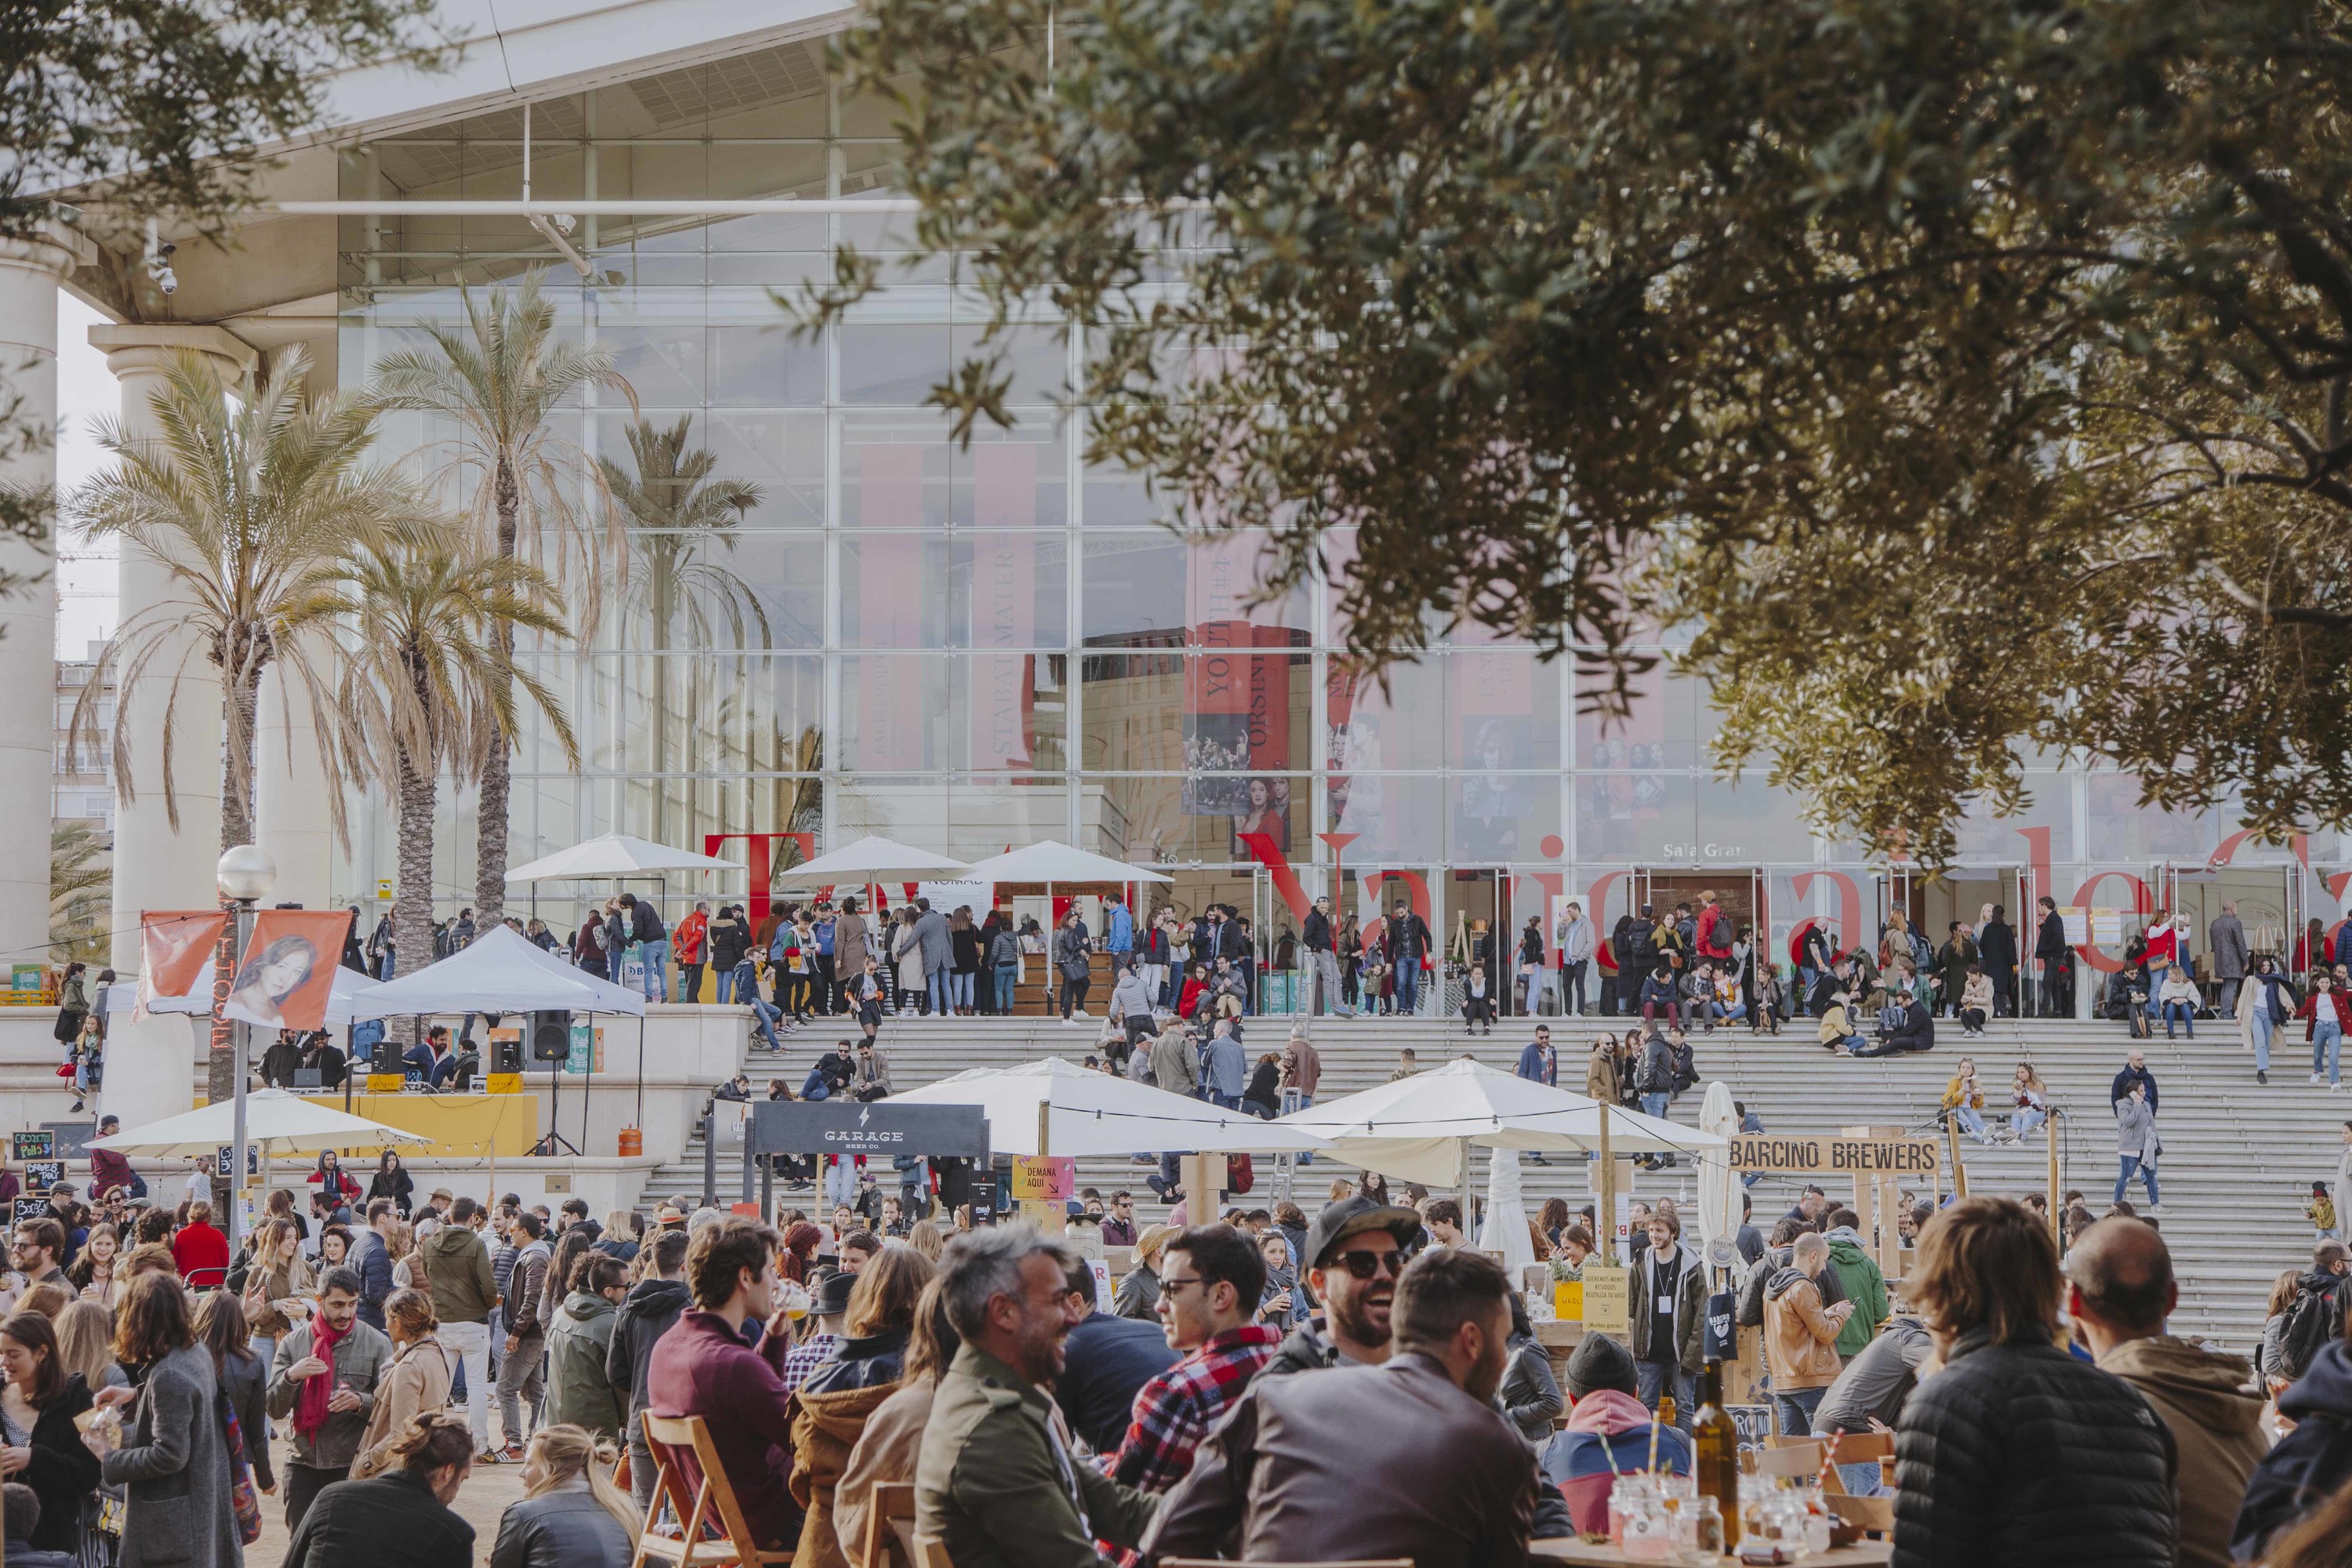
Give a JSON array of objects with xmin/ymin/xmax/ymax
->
[
  {"xmin": 1448, "ymin": 775, "xmax": 1563, "ymax": 863},
  {"xmin": 1573, "ymin": 663, "xmax": 1705, "ymax": 771},
  {"xmin": 1690, "ymin": 778, "xmax": 1817, "ymax": 863},
  {"xmin": 597, "ymin": 318, "xmax": 708, "ymax": 409},
  {"xmin": 839, "ymin": 654, "xmax": 1069, "ymax": 772},
  {"xmin": 1081, "ymin": 456, "xmax": 1178, "ymax": 527},
  {"xmin": 1324, "ymin": 775, "xmax": 1446, "ymax": 862},
  {"xmin": 708, "ymin": 323, "xmax": 826, "ymax": 405},
  {"xmin": 1080, "ymin": 653, "xmax": 1184, "ymax": 772},
  {"xmin": 1327, "ymin": 659, "xmax": 1446, "ymax": 771},
  {"xmin": 555, "ymin": 653, "xmax": 825, "ymax": 778},
  {"xmin": 2085, "ymin": 773, "xmax": 2216, "ymax": 862},
  {"xmin": 948, "ymin": 776, "xmax": 1072, "ymax": 859},
  {"xmin": 951, "ymin": 429, "xmax": 1069, "ymax": 529},
  {"xmin": 1445, "ymin": 649, "xmax": 1563, "ymax": 771},
  {"xmin": 832, "ymin": 776, "xmax": 950, "ymax": 848},
  {"xmin": 623, "ymin": 530, "xmax": 824, "ymax": 650},
  {"xmin": 842, "ymin": 415, "xmax": 951, "ymax": 528},
  {"xmin": 841, "ymin": 533, "xmax": 949, "ymax": 648},
  {"xmin": 1947, "ymin": 786, "xmax": 2074, "ymax": 865},
  {"xmin": 949, "ymin": 323, "xmax": 1069, "ymax": 407},
  {"xmin": 1573, "ymin": 775, "xmax": 1700, "ymax": 862},
  {"xmin": 840, "ymin": 321, "xmax": 948, "ymax": 403},
  {"xmin": 1079, "ymin": 532, "xmax": 1309, "ymax": 645},
  {"xmin": 702, "ymin": 411, "xmax": 825, "ymax": 528}
]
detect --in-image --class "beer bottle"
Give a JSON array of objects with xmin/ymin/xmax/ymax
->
[{"xmin": 1693, "ymin": 1357, "xmax": 1740, "ymax": 1548}]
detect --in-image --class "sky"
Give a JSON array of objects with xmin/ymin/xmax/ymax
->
[{"xmin": 56, "ymin": 290, "xmax": 118, "ymax": 660}]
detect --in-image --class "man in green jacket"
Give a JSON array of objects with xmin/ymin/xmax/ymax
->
[
  {"xmin": 419, "ymin": 1196, "xmax": 499, "ymax": 1457},
  {"xmin": 1822, "ymin": 1207, "xmax": 1889, "ymax": 1358},
  {"xmin": 916, "ymin": 1227, "xmax": 1160, "ymax": 1567},
  {"xmin": 547, "ymin": 1252, "xmax": 630, "ymax": 1440}
]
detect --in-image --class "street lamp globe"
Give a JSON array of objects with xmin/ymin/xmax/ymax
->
[{"xmin": 216, "ymin": 844, "xmax": 278, "ymax": 904}]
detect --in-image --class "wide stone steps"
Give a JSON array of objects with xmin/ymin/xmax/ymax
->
[{"xmin": 641, "ymin": 1010, "xmax": 2331, "ymax": 1354}]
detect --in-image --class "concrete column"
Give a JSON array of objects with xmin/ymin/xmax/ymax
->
[
  {"xmin": 255, "ymin": 660, "xmax": 339, "ymax": 911},
  {"xmin": 0, "ymin": 237, "xmax": 74, "ymax": 973},
  {"xmin": 89, "ymin": 324, "xmax": 255, "ymax": 1123}
]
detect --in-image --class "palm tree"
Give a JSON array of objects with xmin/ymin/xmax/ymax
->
[
  {"xmin": 49, "ymin": 822, "xmax": 109, "ymax": 964},
  {"xmin": 369, "ymin": 270, "xmax": 633, "ymax": 927},
  {"xmin": 601, "ymin": 415, "xmax": 765, "ymax": 842},
  {"xmin": 323, "ymin": 531, "xmax": 579, "ymax": 1033},
  {"xmin": 67, "ymin": 344, "xmax": 412, "ymax": 850}
]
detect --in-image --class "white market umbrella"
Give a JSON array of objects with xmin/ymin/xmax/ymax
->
[
  {"xmin": 1695, "ymin": 1080, "xmax": 1740, "ymax": 1261},
  {"xmin": 1479, "ymin": 1145, "xmax": 1540, "ymax": 1279},
  {"xmin": 503, "ymin": 833, "xmax": 742, "ymax": 882},
  {"xmin": 956, "ymin": 840, "xmax": 1172, "ymax": 886},
  {"xmin": 146, "ymin": 964, "xmax": 383, "ymax": 1026},
  {"xmin": 771, "ymin": 836, "xmax": 972, "ymax": 885},
  {"xmin": 89, "ymin": 1087, "xmax": 430, "ymax": 1160},
  {"xmin": 1279, "ymin": 1058, "xmax": 1726, "ymax": 1186},
  {"xmin": 347, "ymin": 924, "xmax": 646, "ymax": 1017},
  {"xmin": 887, "ymin": 1058, "xmax": 1330, "ymax": 1158}
]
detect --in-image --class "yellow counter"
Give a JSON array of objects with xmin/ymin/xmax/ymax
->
[{"xmin": 318, "ymin": 1093, "xmax": 543, "ymax": 1157}]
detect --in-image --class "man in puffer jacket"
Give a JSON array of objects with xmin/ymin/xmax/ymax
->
[
  {"xmin": 2234, "ymin": 1336, "xmax": 2352, "ymax": 1560},
  {"xmin": 607, "ymin": 1230, "xmax": 692, "ymax": 1510},
  {"xmin": 1893, "ymin": 1196, "xmax": 2176, "ymax": 1568},
  {"xmin": 547, "ymin": 1252, "xmax": 628, "ymax": 1440}
]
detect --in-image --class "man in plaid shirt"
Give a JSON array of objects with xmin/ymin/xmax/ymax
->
[
  {"xmin": 780, "ymin": 1268, "xmax": 852, "ymax": 1394},
  {"xmin": 1109, "ymin": 1225, "xmax": 1281, "ymax": 1492}
]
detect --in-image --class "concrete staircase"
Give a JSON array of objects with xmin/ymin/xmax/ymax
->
[{"xmin": 639, "ymin": 1008, "xmax": 2332, "ymax": 1356}]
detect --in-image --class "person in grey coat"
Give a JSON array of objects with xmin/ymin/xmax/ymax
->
[
  {"xmin": 2113, "ymin": 1080, "xmax": 2161, "ymax": 1211},
  {"xmin": 96, "ymin": 1273, "xmax": 241, "ymax": 1568},
  {"xmin": 1202, "ymin": 1022, "xmax": 1249, "ymax": 1109},
  {"xmin": 2209, "ymin": 902, "xmax": 2251, "ymax": 1015},
  {"xmin": 1500, "ymin": 1295, "xmax": 1566, "ymax": 1445},
  {"xmin": 913, "ymin": 898, "xmax": 953, "ymax": 1016}
]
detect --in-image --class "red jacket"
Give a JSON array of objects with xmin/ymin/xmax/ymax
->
[
  {"xmin": 2299, "ymin": 989, "xmax": 2352, "ymax": 1040},
  {"xmin": 674, "ymin": 910, "xmax": 709, "ymax": 964},
  {"xmin": 172, "ymin": 1221, "xmax": 230, "ymax": 1283},
  {"xmin": 88, "ymin": 1146, "xmax": 137, "ymax": 1200},
  {"xmin": 646, "ymin": 1309, "xmax": 797, "ymax": 1549}
]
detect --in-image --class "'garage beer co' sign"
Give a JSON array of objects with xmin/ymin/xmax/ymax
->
[{"xmin": 1729, "ymin": 1134, "xmax": 1942, "ymax": 1175}]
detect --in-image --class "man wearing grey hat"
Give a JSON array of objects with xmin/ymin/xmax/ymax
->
[
  {"xmin": 1261, "ymin": 1192, "xmax": 1425, "ymax": 1376},
  {"xmin": 1541, "ymin": 1333, "xmax": 1693, "ymax": 1533}
]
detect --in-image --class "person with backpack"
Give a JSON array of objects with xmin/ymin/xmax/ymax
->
[
  {"xmin": 2236, "ymin": 1245, "xmax": 2352, "ymax": 1559},
  {"xmin": 2275, "ymin": 1241, "xmax": 2352, "ymax": 1387}
]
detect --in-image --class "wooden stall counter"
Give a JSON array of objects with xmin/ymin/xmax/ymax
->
[{"xmin": 313, "ymin": 1092, "xmax": 542, "ymax": 1156}]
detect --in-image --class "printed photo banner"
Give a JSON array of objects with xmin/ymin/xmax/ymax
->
[
  {"xmin": 135, "ymin": 910, "xmax": 230, "ymax": 1021},
  {"xmin": 224, "ymin": 909, "xmax": 353, "ymax": 1033}
]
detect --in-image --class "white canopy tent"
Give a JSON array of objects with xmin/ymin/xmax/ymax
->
[
  {"xmin": 503, "ymin": 833, "xmax": 742, "ymax": 882},
  {"xmin": 886, "ymin": 1058, "xmax": 1330, "ymax": 1158},
  {"xmin": 1277, "ymin": 1058, "xmax": 1727, "ymax": 1185},
  {"xmin": 1479, "ymin": 1147, "xmax": 1541, "ymax": 1280},
  {"xmin": 145, "ymin": 963, "xmax": 383, "ymax": 1025},
  {"xmin": 89, "ymin": 1087, "xmax": 430, "ymax": 1160},
  {"xmin": 954, "ymin": 840, "xmax": 1173, "ymax": 887},
  {"xmin": 1696, "ymin": 1081, "xmax": 1743, "ymax": 1262},
  {"xmin": 771, "ymin": 836, "xmax": 972, "ymax": 885},
  {"xmin": 347, "ymin": 925, "xmax": 646, "ymax": 1017}
]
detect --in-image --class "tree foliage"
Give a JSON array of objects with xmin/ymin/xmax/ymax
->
[{"xmin": 811, "ymin": 0, "xmax": 2352, "ymax": 862}]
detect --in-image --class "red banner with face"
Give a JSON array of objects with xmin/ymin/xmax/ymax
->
[
  {"xmin": 225, "ymin": 909, "xmax": 354, "ymax": 1033},
  {"xmin": 135, "ymin": 910, "xmax": 230, "ymax": 1022}
]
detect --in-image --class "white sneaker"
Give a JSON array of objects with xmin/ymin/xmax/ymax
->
[
  {"xmin": 2145, "ymin": 1204, "xmax": 2169, "ymax": 1216},
  {"xmin": 2314, "ymin": 1073, "xmax": 2325, "ymax": 1085}
]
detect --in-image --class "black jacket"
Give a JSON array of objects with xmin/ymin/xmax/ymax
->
[
  {"xmin": 1302, "ymin": 909, "xmax": 1332, "ymax": 953},
  {"xmin": 18, "ymin": 1372, "xmax": 100, "ymax": 1553},
  {"xmin": 2034, "ymin": 912, "xmax": 2069, "ymax": 964},
  {"xmin": 1890, "ymin": 1330, "xmax": 2175, "ymax": 1568},
  {"xmin": 2235, "ymin": 1338, "xmax": 2352, "ymax": 1559},
  {"xmin": 799, "ymin": 1326, "xmax": 912, "ymax": 1396},
  {"xmin": 604, "ymin": 1277, "xmax": 691, "ymax": 1421},
  {"xmin": 283, "ymin": 1469, "xmax": 476, "ymax": 1568},
  {"xmin": 489, "ymin": 1488, "xmax": 633, "ymax": 1568},
  {"xmin": 706, "ymin": 915, "xmax": 749, "ymax": 972},
  {"xmin": 365, "ymin": 1167, "xmax": 414, "ymax": 1218},
  {"xmin": 2110, "ymin": 1065, "xmax": 2159, "ymax": 1114},
  {"xmin": 1055, "ymin": 1311, "xmax": 1179, "ymax": 1452},
  {"xmin": 1636, "ymin": 1034, "xmax": 1675, "ymax": 1094},
  {"xmin": 1977, "ymin": 920, "xmax": 2018, "ymax": 973}
]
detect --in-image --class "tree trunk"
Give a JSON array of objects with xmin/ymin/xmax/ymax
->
[
  {"xmin": 475, "ymin": 454, "xmax": 520, "ymax": 927},
  {"xmin": 393, "ymin": 742, "xmax": 437, "ymax": 1049},
  {"xmin": 208, "ymin": 652, "xmax": 263, "ymax": 1108}
]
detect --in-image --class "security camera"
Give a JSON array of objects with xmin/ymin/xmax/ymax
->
[
  {"xmin": 548, "ymin": 212, "xmax": 577, "ymax": 235},
  {"xmin": 155, "ymin": 267, "xmax": 177, "ymax": 296}
]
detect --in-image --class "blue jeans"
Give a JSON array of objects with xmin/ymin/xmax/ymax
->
[
  {"xmin": 2253, "ymin": 1007, "xmax": 2274, "ymax": 1070},
  {"xmin": 1636, "ymin": 1360, "xmax": 1695, "ymax": 1433},
  {"xmin": 639, "ymin": 937, "xmax": 670, "ymax": 1000},
  {"xmin": 801, "ymin": 1070, "xmax": 832, "ymax": 1101},
  {"xmin": 1775, "ymin": 1384, "xmax": 1825, "ymax": 1437},
  {"xmin": 1795, "ymin": 965, "xmax": 1819, "ymax": 1015},
  {"xmin": 994, "ymin": 964, "xmax": 1018, "ymax": 1011},
  {"xmin": 2115, "ymin": 1155, "xmax": 2158, "ymax": 1206},
  {"xmin": 748, "ymin": 997, "xmax": 782, "ymax": 1051},
  {"xmin": 2011, "ymin": 1106, "xmax": 2045, "ymax": 1139},
  {"xmin": 1711, "ymin": 1000, "xmax": 1748, "ymax": 1024},
  {"xmin": 2161, "ymin": 1000, "xmax": 2194, "ymax": 1038},
  {"xmin": 1953, "ymin": 1106, "xmax": 1987, "ymax": 1140},
  {"xmin": 1642, "ymin": 1091, "xmax": 1671, "ymax": 1120},
  {"xmin": 716, "ymin": 967, "xmax": 736, "ymax": 1004},
  {"xmin": 949, "ymin": 971, "xmax": 975, "ymax": 1008},
  {"xmin": 1837, "ymin": 1460, "xmax": 1886, "ymax": 1498},
  {"xmin": 2317, "ymin": 1020, "xmax": 2344, "ymax": 1086},
  {"xmin": 1395, "ymin": 962, "xmax": 1422, "ymax": 1015},
  {"xmin": 928, "ymin": 968, "xmax": 952, "ymax": 1016}
]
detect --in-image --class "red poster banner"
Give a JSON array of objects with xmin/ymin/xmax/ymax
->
[
  {"xmin": 225, "ymin": 909, "xmax": 354, "ymax": 1032},
  {"xmin": 136, "ymin": 910, "xmax": 230, "ymax": 1020},
  {"xmin": 967, "ymin": 445, "xmax": 1038, "ymax": 771},
  {"xmin": 856, "ymin": 446, "xmax": 927, "ymax": 770}
]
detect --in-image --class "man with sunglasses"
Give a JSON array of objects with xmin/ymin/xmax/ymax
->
[
  {"xmin": 1263, "ymin": 1193, "xmax": 1423, "ymax": 1377},
  {"xmin": 1108, "ymin": 1225, "xmax": 1281, "ymax": 1494}
]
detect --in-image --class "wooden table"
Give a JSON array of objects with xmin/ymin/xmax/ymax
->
[{"xmin": 1532, "ymin": 1540, "xmax": 1892, "ymax": 1565}]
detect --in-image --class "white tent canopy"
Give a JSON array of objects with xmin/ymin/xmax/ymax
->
[
  {"xmin": 955, "ymin": 840, "xmax": 1172, "ymax": 885},
  {"xmin": 886, "ymin": 1058, "xmax": 1329, "ymax": 1158},
  {"xmin": 146, "ymin": 963, "xmax": 382, "ymax": 1026},
  {"xmin": 771, "ymin": 836, "xmax": 971, "ymax": 885},
  {"xmin": 1696, "ymin": 1081, "xmax": 1742, "ymax": 1260},
  {"xmin": 89, "ymin": 1087, "xmax": 430, "ymax": 1160},
  {"xmin": 504, "ymin": 833, "xmax": 742, "ymax": 883},
  {"xmin": 1277, "ymin": 1058, "xmax": 1726, "ymax": 1185},
  {"xmin": 347, "ymin": 925, "xmax": 646, "ymax": 1017}
]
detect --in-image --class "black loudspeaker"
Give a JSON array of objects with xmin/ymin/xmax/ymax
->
[
  {"xmin": 368, "ymin": 1036, "xmax": 401, "ymax": 1076},
  {"xmin": 528, "ymin": 1010, "xmax": 573, "ymax": 1062},
  {"xmin": 492, "ymin": 1037, "xmax": 524, "ymax": 1076}
]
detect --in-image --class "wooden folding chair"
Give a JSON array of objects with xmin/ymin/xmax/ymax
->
[
  {"xmin": 629, "ymin": 1413, "xmax": 796, "ymax": 1568},
  {"xmin": 859, "ymin": 1481, "xmax": 916, "ymax": 1568},
  {"xmin": 1826, "ymin": 1494, "xmax": 1898, "ymax": 1535},
  {"xmin": 1752, "ymin": 1438, "xmax": 1827, "ymax": 1480},
  {"xmin": 910, "ymin": 1537, "xmax": 954, "ymax": 1568}
]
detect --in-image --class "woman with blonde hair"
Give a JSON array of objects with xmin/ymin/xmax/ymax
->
[
  {"xmin": 489, "ymin": 1423, "xmax": 637, "ymax": 1568},
  {"xmin": 55, "ymin": 1298, "xmax": 123, "ymax": 1391},
  {"xmin": 241, "ymin": 1216, "xmax": 314, "ymax": 1363},
  {"xmin": 833, "ymin": 1279, "xmax": 960, "ymax": 1568},
  {"xmin": 904, "ymin": 1218, "xmax": 943, "ymax": 1262},
  {"xmin": 351, "ymin": 1288, "xmax": 452, "ymax": 1480},
  {"xmin": 67, "ymin": 1221, "xmax": 121, "ymax": 1308}
]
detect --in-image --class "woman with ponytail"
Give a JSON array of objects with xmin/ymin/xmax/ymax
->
[{"xmin": 489, "ymin": 1423, "xmax": 637, "ymax": 1568}]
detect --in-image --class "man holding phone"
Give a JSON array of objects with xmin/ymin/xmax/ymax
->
[{"xmin": 265, "ymin": 1268, "xmax": 392, "ymax": 1530}]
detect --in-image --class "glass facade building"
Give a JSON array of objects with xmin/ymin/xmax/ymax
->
[{"xmin": 331, "ymin": 40, "xmax": 2351, "ymax": 1000}]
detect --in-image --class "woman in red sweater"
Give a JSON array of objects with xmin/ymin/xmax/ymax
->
[{"xmin": 170, "ymin": 1200, "xmax": 230, "ymax": 1286}]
